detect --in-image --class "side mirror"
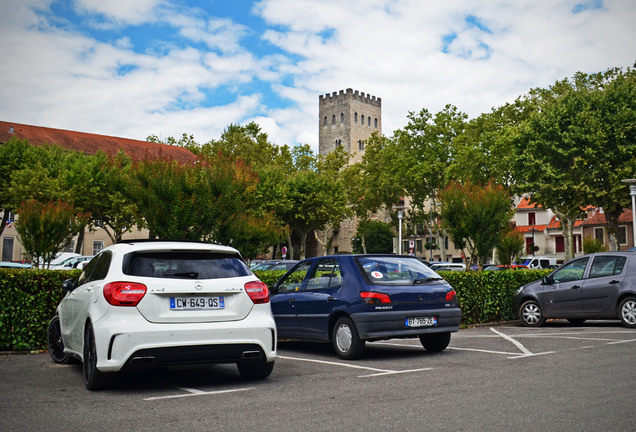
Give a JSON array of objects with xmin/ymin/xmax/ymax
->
[
  {"xmin": 542, "ymin": 275, "xmax": 553, "ymax": 285},
  {"xmin": 62, "ymin": 278, "xmax": 76, "ymax": 292}
]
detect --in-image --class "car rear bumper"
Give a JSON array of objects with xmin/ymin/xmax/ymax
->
[
  {"xmin": 351, "ymin": 307, "xmax": 461, "ymax": 341},
  {"xmin": 91, "ymin": 306, "xmax": 277, "ymax": 372}
]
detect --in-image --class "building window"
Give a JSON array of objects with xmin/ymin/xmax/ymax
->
[
  {"xmin": 594, "ymin": 227, "xmax": 605, "ymax": 244},
  {"xmin": 323, "ymin": 116, "xmax": 327, "ymax": 126},
  {"xmin": 332, "ymin": 115, "xmax": 336, "ymax": 125},
  {"xmin": 358, "ymin": 140, "xmax": 364, "ymax": 150},
  {"xmin": 374, "ymin": 118, "xmax": 378, "ymax": 128},
  {"xmin": 528, "ymin": 212, "xmax": 536, "ymax": 226},
  {"xmin": 335, "ymin": 139, "xmax": 342, "ymax": 148},
  {"xmin": 354, "ymin": 113, "xmax": 358, "ymax": 123},
  {"xmin": 617, "ymin": 226, "xmax": 627, "ymax": 245},
  {"xmin": 340, "ymin": 113, "xmax": 344, "ymax": 123},
  {"xmin": 525, "ymin": 238, "xmax": 534, "ymax": 255},
  {"xmin": 2, "ymin": 237, "xmax": 14, "ymax": 261},
  {"xmin": 93, "ymin": 241, "xmax": 104, "ymax": 255},
  {"xmin": 361, "ymin": 114, "xmax": 365, "ymax": 125},
  {"xmin": 368, "ymin": 116, "xmax": 371, "ymax": 126},
  {"xmin": 555, "ymin": 236, "xmax": 565, "ymax": 253}
]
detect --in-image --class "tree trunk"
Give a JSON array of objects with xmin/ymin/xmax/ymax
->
[
  {"xmin": 286, "ymin": 233, "xmax": 294, "ymax": 260},
  {"xmin": 75, "ymin": 226, "xmax": 85, "ymax": 254}
]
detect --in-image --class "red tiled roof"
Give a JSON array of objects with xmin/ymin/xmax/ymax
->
[
  {"xmin": 582, "ymin": 209, "xmax": 633, "ymax": 226},
  {"xmin": 516, "ymin": 197, "xmax": 543, "ymax": 210},
  {"xmin": 547, "ymin": 215, "xmax": 585, "ymax": 230},
  {"xmin": 515, "ymin": 225, "xmax": 547, "ymax": 233},
  {"xmin": 0, "ymin": 121, "xmax": 198, "ymax": 164}
]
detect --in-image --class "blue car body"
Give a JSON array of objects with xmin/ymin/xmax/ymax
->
[{"xmin": 270, "ymin": 254, "xmax": 461, "ymax": 358}]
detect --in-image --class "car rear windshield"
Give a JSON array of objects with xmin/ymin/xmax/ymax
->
[
  {"xmin": 123, "ymin": 252, "xmax": 251, "ymax": 279},
  {"xmin": 356, "ymin": 256, "xmax": 441, "ymax": 285}
]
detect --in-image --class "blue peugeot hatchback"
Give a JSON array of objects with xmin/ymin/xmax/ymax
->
[{"xmin": 270, "ymin": 254, "xmax": 461, "ymax": 359}]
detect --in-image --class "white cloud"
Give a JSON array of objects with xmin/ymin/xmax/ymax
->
[{"xmin": 0, "ymin": 0, "xmax": 634, "ymax": 153}]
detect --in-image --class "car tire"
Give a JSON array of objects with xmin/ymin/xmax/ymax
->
[
  {"xmin": 567, "ymin": 319, "xmax": 586, "ymax": 325},
  {"xmin": 83, "ymin": 322, "xmax": 109, "ymax": 391},
  {"xmin": 47, "ymin": 316, "xmax": 72, "ymax": 364},
  {"xmin": 520, "ymin": 300, "xmax": 545, "ymax": 327},
  {"xmin": 237, "ymin": 361, "xmax": 275, "ymax": 380},
  {"xmin": 332, "ymin": 317, "xmax": 365, "ymax": 360},
  {"xmin": 419, "ymin": 332, "xmax": 451, "ymax": 352},
  {"xmin": 619, "ymin": 296, "xmax": 636, "ymax": 328}
]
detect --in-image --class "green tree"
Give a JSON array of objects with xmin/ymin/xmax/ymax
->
[
  {"xmin": 352, "ymin": 220, "xmax": 394, "ymax": 254},
  {"xmin": 496, "ymin": 229, "xmax": 526, "ymax": 266},
  {"xmin": 512, "ymin": 65, "xmax": 636, "ymax": 256},
  {"xmin": 15, "ymin": 199, "xmax": 88, "ymax": 268},
  {"xmin": 0, "ymin": 137, "xmax": 30, "ymax": 237},
  {"xmin": 440, "ymin": 180, "xmax": 514, "ymax": 270}
]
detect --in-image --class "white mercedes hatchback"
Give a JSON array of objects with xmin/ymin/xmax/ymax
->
[{"xmin": 46, "ymin": 240, "xmax": 277, "ymax": 390}]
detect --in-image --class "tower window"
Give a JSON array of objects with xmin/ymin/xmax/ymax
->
[
  {"xmin": 335, "ymin": 139, "xmax": 342, "ymax": 148},
  {"xmin": 361, "ymin": 114, "xmax": 365, "ymax": 125},
  {"xmin": 354, "ymin": 113, "xmax": 358, "ymax": 123},
  {"xmin": 358, "ymin": 140, "xmax": 364, "ymax": 150},
  {"xmin": 332, "ymin": 115, "xmax": 336, "ymax": 125},
  {"xmin": 341, "ymin": 113, "xmax": 344, "ymax": 123},
  {"xmin": 374, "ymin": 118, "xmax": 378, "ymax": 128},
  {"xmin": 323, "ymin": 116, "xmax": 327, "ymax": 126},
  {"xmin": 368, "ymin": 117, "xmax": 371, "ymax": 126}
]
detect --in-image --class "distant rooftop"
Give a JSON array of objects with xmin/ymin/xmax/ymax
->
[{"xmin": 0, "ymin": 121, "xmax": 197, "ymax": 164}]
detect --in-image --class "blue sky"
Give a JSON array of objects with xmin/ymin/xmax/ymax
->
[{"xmin": 1, "ymin": 0, "xmax": 634, "ymax": 150}]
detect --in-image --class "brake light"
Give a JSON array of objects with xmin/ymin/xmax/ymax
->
[
  {"xmin": 361, "ymin": 291, "xmax": 392, "ymax": 304},
  {"xmin": 103, "ymin": 282, "xmax": 147, "ymax": 306},
  {"xmin": 245, "ymin": 280, "xmax": 270, "ymax": 304},
  {"xmin": 445, "ymin": 289, "xmax": 457, "ymax": 302}
]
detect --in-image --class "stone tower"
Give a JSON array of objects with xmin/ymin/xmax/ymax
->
[
  {"xmin": 317, "ymin": 89, "xmax": 382, "ymax": 254},
  {"xmin": 319, "ymin": 88, "xmax": 381, "ymax": 164}
]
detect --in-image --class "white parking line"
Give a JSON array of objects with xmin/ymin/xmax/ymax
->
[
  {"xmin": 490, "ymin": 327, "xmax": 533, "ymax": 355},
  {"xmin": 278, "ymin": 355, "xmax": 432, "ymax": 378},
  {"xmin": 608, "ymin": 338, "xmax": 636, "ymax": 345},
  {"xmin": 144, "ymin": 386, "xmax": 254, "ymax": 401}
]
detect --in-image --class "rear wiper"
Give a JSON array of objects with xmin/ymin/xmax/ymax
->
[
  {"xmin": 163, "ymin": 272, "xmax": 199, "ymax": 278},
  {"xmin": 413, "ymin": 277, "xmax": 443, "ymax": 284}
]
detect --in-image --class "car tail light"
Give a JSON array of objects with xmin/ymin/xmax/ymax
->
[
  {"xmin": 361, "ymin": 291, "xmax": 392, "ymax": 304},
  {"xmin": 245, "ymin": 281, "xmax": 270, "ymax": 304},
  {"xmin": 103, "ymin": 282, "xmax": 147, "ymax": 306},
  {"xmin": 445, "ymin": 289, "xmax": 457, "ymax": 302}
]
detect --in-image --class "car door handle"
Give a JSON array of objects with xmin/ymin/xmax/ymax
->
[
  {"xmin": 327, "ymin": 296, "xmax": 336, "ymax": 301},
  {"xmin": 609, "ymin": 280, "xmax": 620, "ymax": 285},
  {"xmin": 570, "ymin": 285, "xmax": 581, "ymax": 290},
  {"xmin": 289, "ymin": 298, "xmax": 296, "ymax": 304}
]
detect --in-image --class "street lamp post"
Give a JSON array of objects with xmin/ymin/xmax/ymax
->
[
  {"xmin": 393, "ymin": 205, "xmax": 407, "ymax": 255},
  {"xmin": 621, "ymin": 179, "xmax": 636, "ymax": 247}
]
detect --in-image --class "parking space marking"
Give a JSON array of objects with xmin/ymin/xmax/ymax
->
[
  {"xmin": 448, "ymin": 346, "xmax": 520, "ymax": 356},
  {"xmin": 608, "ymin": 338, "xmax": 636, "ymax": 345},
  {"xmin": 144, "ymin": 386, "xmax": 254, "ymax": 401},
  {"xmin": 278, "ymin": 355, "xmax": 432, "ymax": 378},
  {"xmin": 489, "ymin": 327, "xmax": 533, "ymax": 355}
]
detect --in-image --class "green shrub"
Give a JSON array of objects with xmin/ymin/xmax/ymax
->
[
  {"xmin": 0, "ymin": 269, "xmax": 80, "ymax": 351},
  {"xmin": 1, "ymin": 268, "xmax": 550, "ymax": 352}
]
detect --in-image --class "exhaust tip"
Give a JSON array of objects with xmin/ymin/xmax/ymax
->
[
  {"xmin": 242, "ymin": 350, "xmax": 262, "ymax": 360},
  {"xmin": 130, "ymin": 356, "xmax": 155, "ymax": 366}
]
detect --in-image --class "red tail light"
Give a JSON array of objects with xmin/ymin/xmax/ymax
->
[
  {"xmin": 445, "ymin": 289, "xmax": 457, "ymax": 302},
  {"xmin": 245, "ymin": 280, "xmax": 270, "ymax": 304},
  {"xmin": 361, "ymin": 291, "xmax": 392, "ymax": 304},
  {"xmin": 103, "ymin": 282, "xmax": 147, "ymax": 306}
]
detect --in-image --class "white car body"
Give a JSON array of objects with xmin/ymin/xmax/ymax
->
[{"xmin": 52, "ymin": 241, "xmax": 277, "ymax": 389}]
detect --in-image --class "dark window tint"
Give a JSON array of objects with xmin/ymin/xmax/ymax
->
[
  {"xmin": 589, "ymin": 256, "xmax": 626, "ymax": 278},
  {"xmin": 306, "ymin": 258, "xmax": 342, "ymax": 290},
  {"xmin": 552, "ymin": 257, "xmax": 589, "ymax": 283},
  {"xmin": 123, "ymin": 252, "xmax": 250, "ymax": 279},
  {"xmin": 276, "ymin": 261, "xmax": 313, "ymax": 293}
]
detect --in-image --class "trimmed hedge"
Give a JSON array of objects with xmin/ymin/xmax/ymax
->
[
  {"xmin": 0, "ymin": 268, "xmax": 80, "ymax": 351},
  {"xmin": 1, "ymin": 268, "xmax": 549, "ymax": 351}
]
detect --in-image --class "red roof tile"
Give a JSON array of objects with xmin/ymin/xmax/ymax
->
[
  {"xmin": 0, "ymin": 121, "xmax": 198, "ymax": 164},
  {"xmin": 547, "ymin": 215, "xmax": 585, "ymax": 230},
  {"xmin": 516, "ymin": 197, "xmax": 543, "ymax": 210},
  {"xmin": 582, "ymin": 209, "xmax": 633, "ymax": 226},
  {"xmin": 515, "ymin": 225, "xmax": 547, "ymax": 233}
]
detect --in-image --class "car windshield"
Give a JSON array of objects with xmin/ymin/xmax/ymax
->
[
  {"xmin": 123, "ymin": 251, "xmax": 251, "ymax": 279},
  {"xmin": 356, "ymin": 256, "xmax": 441, "ymax": 285}
]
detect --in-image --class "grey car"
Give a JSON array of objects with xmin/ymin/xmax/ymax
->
[{"xmin": 513, "ymin": 252, "xmax": 636, "ymax": 328}]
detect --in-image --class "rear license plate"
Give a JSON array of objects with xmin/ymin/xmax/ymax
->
[
  {"xmin": 169, "ymin": 296, "xmax": 225, "ymax": 310},
  {"xmin": 405, "ymin": 316, "xmax": 437, "ymax": 327}
]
